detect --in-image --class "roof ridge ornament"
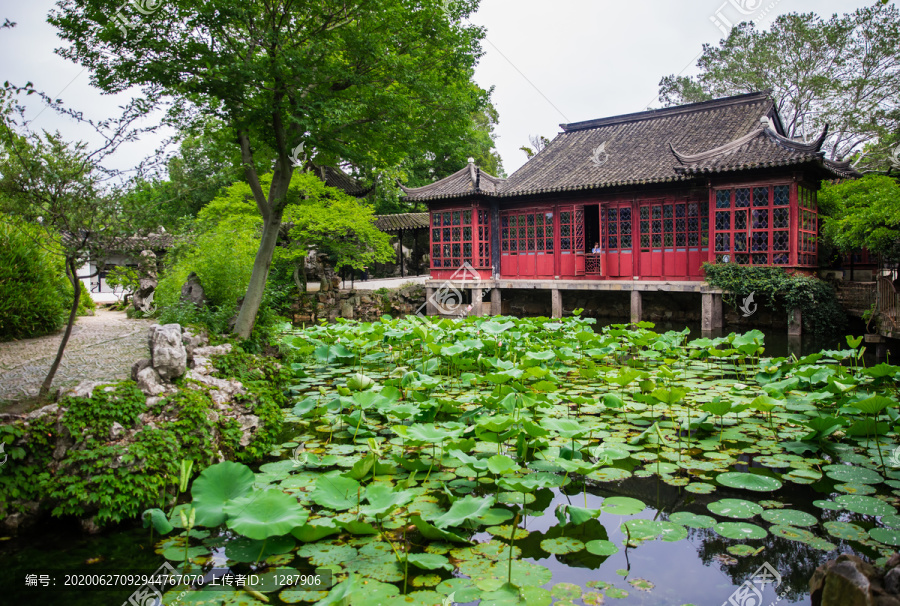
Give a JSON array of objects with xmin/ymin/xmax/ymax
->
[
  {"xmin": 669, "ymin": 126, "xmax": 766, "ymax": 164},
  {"xmin": 590, "ymin": 142, "xmax": 609, "ymax": 167}
]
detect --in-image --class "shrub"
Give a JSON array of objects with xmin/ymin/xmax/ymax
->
[
  {"xmin": 703, "ymin": 263, "xmax": 845, "ymax": 336},
  {"xmin": 0, "ymin": 216, "xmax": 70, "ymax": 340}
]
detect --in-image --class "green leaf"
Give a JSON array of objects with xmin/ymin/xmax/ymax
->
[
  {"xmin": 190, "ymin": 461, "xmax": 255, "ymax": 527},
  {"xmin": 311, "ymin": 475, "xmax": 364, "ymax": 511},
  {"xmin": 223, "ymin": 489, "xmax": 309, "ymax": 540},
  {"xmin": 433, "ymin": 494, "xmax": 496, "ymax": 528},
  {"xmin": 141, "ymin": 508, "xmax": 173, "ymax": 535},
  {"xmin": 407, "ymin": 553, "xmax": 454, "ymax": 571}
]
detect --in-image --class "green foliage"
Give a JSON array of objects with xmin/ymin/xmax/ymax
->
[
  {"xmin": 820, "ymin": 175, "xmax": 900, "ymax": 262},
  {"xmin": 658, "ymin": 4, "xmax": 900, "ymax": 162},
  {"xmin": 0, "ymin": 347, "xmax": 286, "ymax": 526},
  {"xmin": 74, "ymin": 280, "xmax": 96, "ymax": 316},
  {"xmin": 0, "ymin": 215, "xmax": 69, "ymax": 340},
  {"xmin": 703, "ymin": 264, "xmax": 845, "ymax": 336}
]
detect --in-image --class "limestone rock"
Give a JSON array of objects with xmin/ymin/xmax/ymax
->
[
  {"xmin": 238, "ymin": 415, "xmax": 260, "ymax": 446},
  {"xmin": 182, "ymin": 328, "xmax": 209, "ymax": 362},
  {"xmin": 886, "ymin": 568, "xmax": 900, "ymax": 595},
  {"xmin": 136, "ymin": 366, "xmax": 167, "ymax": 396},
  {"xmin": 109, "ymin": 422, "xmax": 125, "ymax": 440},
  {"xmin": 131, "ymin": 359, "xmax": 152, "ymax": 382},
  {"xmin": 180, "ymin": 272, "xmax": 206, "ymax": 307},
  {"xmin": 63, "ymin": 381, "xmax": 107, "ymax": 400},
  {"xmin": 811, "ymin": 555, "xmax": 878, "ymax": 606},
  {"xmin": 24, "ymin": 404, "xmax": 60, "ymax": 421},
  {"xmin": 149, "ymin": 324, "xmax": 186, "ymax": 381}
]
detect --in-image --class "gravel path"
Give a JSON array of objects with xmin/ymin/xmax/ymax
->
[{"xmin": 0, "ymin": 309, "xmax": 155, "ymax": 404}]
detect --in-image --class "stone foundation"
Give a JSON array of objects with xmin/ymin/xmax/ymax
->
[
  {"xmin": 504, "ymin": 289, "xmax": 787, "ymax": 328},
  {"xmin": 291, "ymin": 284, "xmax": 426, "ymax": 324}
]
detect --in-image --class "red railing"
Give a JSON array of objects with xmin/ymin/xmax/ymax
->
[{"xmin": 586, "ymin": 254, "xmax": 603, "ymax": 274}]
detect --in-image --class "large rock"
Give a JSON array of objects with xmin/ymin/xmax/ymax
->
[
  {"xmin": 148, "ymin": 324, "xmax": 187, "ymax": 381},
  {"xmin": 180, "ymin": 272, "xmax": 206, "ymax": 307},
  {"xmin": 132, "ymin": 250, "xmax": 158, "ymax": 312},
  {"xmin": 136, "ymin": 366, "xmax": 167, "ymax": 396},
  {"xmin": 811, "ymin": 554, "xmax": 881, "ymax": 606}
]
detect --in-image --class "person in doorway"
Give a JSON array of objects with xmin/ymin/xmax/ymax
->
[{"xmin": 591, "ymin": 242, "xmax": 601, "ymax": 253}]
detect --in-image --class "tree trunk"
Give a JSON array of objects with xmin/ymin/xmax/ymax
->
[
  {"xmin": 40, "ymin": 258, "xmax": 81, "ymax": 400},
  {"xmin": 233, "ymin": 212, "xmax": 283, "ymax": 339}
]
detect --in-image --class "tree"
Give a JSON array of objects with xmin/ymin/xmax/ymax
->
[
  {"xmin": 819, "ymin": 175, "xmax": 900, "ymax": 262},
  {"xmin": 50, "ymin": 0, "xmax": 490, "ymax": 339},
  {"xmin": 156, "ymin": 171, "xmax": 393, "ymax": 310},
  {"xmin": 658, "ymin": 4, "xmax": 900, "ymax": 163},
  {"xmin": 0, "ymin": 126, "xmax": 150, "ymax": 399},
  {"xmin": 519, "ymin": 134, "xmax": 550, "ymax": 159}
]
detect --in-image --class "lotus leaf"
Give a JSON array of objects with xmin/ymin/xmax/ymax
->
[
  {"xmin": 191, "ymin": 461, "xmax": 256, "ymax": 527},
  {"xmin": 713, "ymin": 522, "xmax": 767, "ymax": 540},
  {"xmin": 707, "ymin": 499, "xmax": 763, "ymax": 519},
  {"xmin": 716, "ymin": 472, "xmax": 782, "ymax": 492}
]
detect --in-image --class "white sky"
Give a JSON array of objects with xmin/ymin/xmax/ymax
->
[{"xmin": 0, "ymin": 0, "xmax": 878, "ymax": 178}]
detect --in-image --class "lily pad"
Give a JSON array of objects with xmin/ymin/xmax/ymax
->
[
  {"xmin": 585, "ymin": 540, "xmax": 620, "ymax": 556},
  {"xmin": 669, "ymin": 512, "xmax": 716, "ymax": 529},
  {"xmin": 601, "ymin": 497, "xmax": 646, "ymax": 516},
  {"xmin": 769, "ymin": 525, "xmax": 817, "ymax": 544},
  {"xmin": 824, "ymin": 465, "xmax": 885, "ymax": 485},
  {"xmin": 760, "ymin": 509, "xmax": 817, "ymax": 527},
  {"xmin": 707, "ymin": 499, "xmax": 763, "ymax": 519},
  {"xmin": 836, "ymin": 495, "xmax": 897, "ymax": 516},
  {"xmin": 824, "ymin": 521, "xmax": 868, "ymax": 541},
  {"xmin": 716, "ymin": 472, "xmax": 782, "ymax": 492},
  {"xmin": 540, "ymin": 537, "xmax": 585, "ymax": 554},
  {"xmin": 869, "ymin": 528, "xmax": 900, "ymax": 546},
  {"xmin": 714, "ymin": 522, "xmax": 767, "ymax": 540}
]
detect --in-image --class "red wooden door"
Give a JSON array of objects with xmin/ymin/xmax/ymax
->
[
  {"xmin": 638, "ymin": 201, "xmax": 707, "ymax": 279},
  {"xmin": 500, "ymin": 210, "xmax": 554, "ymax": 278},
  {"xmin": 604, "ymin": 204, "xmax": 633, "ymax": 277}
]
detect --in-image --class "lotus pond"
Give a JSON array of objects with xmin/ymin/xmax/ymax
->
[{"xmin": 13, "ymin": 315, "xmax": 900, "ymax": 606}]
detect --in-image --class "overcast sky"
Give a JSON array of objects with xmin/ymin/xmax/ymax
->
[{"xmin": 0, "ymin": 0, "xmax": 878, "ymax": 179}]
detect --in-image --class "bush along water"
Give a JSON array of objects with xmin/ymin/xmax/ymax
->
[
  {"xmin": 703, "ymin": 263, "xmax": 846, "ymax": 336},
  {"xmin": 131, "ymin": 315, "xmax": 900, "ymax": 605},
  {"xmin": 0, "ymin": 347, "xmax": 288, "ymax": 532}
]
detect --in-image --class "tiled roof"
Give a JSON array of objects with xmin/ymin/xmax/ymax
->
[
  {"xmin": 400, "ymin": 161, "xmax": 505, "ymax": 201},
  {"xmin": 402, "ymin": 92, "xmax": 856, "ymax": 201},
  {"xmin": 374, "ymin": 213, "xmax": 430, "ymax": 232},
  {"xmin": 308, "ymin": 163, "xmax": 373, "ymax": 197}
]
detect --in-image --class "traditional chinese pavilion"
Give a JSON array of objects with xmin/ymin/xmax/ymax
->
[{"xmin": 402, "ymin": 91, "xmax": 856, "ymax": 331}]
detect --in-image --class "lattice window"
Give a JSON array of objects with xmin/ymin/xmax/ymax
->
[
  {"xmin": 604, "ymin": 206, "xmax": 633, "ymax": 251},
  {"xmin": 797, "ymin": 185, "xmax": 818, "ymax": 266},
  {"xmin": 502, "ymin": 210, "xmax": 553, "ymax": 255},
  {"xmin": 431, "ymin": 207, "xmax": 482, "ymax": 269},
  {"xmin": 712, "ymin": 184, "xmax": 793, "ymax": 265}
]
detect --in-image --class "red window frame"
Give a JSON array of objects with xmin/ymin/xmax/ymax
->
[
  {"xmin": 501, "ymin": 209, "xmax": 554, "ymax": 254},
  {"xmin": 430, "ymin": 207, "xmax": 484, "ymax": 270},
  {"xmin": 797, "ymin": 185, "xmax": 818, "ymax": 267},
  {"xmin": 604, "ymin": 205, "xmax": 633, "ymax": 253},
  {"xmin": 712, "ymin": 184, "xmax": 792, "ymax": 266}
]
